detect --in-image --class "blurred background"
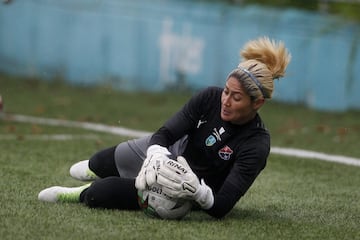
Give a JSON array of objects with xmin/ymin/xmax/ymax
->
[{"xmin": 0, "ymin": 0, "xmax": 359, "ymax": 111}]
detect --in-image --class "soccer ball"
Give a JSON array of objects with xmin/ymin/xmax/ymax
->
[{"xmin": 137, "ymin": 183, "xmax": 192, "ymax": 220}]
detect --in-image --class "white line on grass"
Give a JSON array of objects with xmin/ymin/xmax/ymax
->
[
  {"xmin": 1, "ymin": 113, "xmax": 150, "ymax": 138},
  {"xmin": 0, "ymin": 134, "xmax": 103, "ymax": 141},
  {"xmin": 270, "ymin": 147, "xmax": 360, "ymax": 167},
  {"xmin": 1, "ymin": 113, "xmax": 360, "ymax": 167}
]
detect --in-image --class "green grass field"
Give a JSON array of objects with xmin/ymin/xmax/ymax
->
[{"xmin": 1, "ymin": 74, "xmax": 359, "ymax": 240}]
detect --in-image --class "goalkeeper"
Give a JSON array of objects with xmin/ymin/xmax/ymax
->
[{"xmin": 38, "ymin": 36, "xmax": 291, "ymax": 219}]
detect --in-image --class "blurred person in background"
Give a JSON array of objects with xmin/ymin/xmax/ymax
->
[{"xmin": 38, "ymin": 36, "xmax": 291, "ymax": 219}]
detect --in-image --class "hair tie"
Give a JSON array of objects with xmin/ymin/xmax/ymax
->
[{"xmin": 237, "ymin": 66, "xmax": 266, "ymax": 98}]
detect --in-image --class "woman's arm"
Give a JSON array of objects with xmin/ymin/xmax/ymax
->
[
  {"xmin": 150, "ymin": 87, "xmax": 220, "ymax": 147},
  {"xmin": 205, "ymin": 138, "xmax": 269, "ymax": 218}
]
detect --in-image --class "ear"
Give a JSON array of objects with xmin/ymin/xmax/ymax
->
[{"xmin": 252, "ymin": 98, "xmax": 265, "ymax": 111}]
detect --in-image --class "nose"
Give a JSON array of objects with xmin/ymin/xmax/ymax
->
[{"xmin": 223, "ymin": 95, "xmax": 231, "ymax": 106}]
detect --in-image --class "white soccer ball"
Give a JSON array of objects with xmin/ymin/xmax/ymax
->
[{"xmin": 137, "ymin": 183, "xmax": 192, "ymax": 220}]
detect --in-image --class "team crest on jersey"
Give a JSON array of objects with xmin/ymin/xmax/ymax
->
[
  {"xmin": 218, "ymin": 145, "xmax": 233, "ymax": 161},
  {"xmin": 205, "ymin": 135, "xmax": 216, "ymax": 146}
]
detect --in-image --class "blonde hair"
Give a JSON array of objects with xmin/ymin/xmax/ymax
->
[{"xmin": 228, "ymin": 36, "xmax": 291, "ymax": 100}]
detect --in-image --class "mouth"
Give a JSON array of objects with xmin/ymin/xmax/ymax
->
[{"xmin": 221, "ymin": 107, "xmax": 231, "ymax": 116}]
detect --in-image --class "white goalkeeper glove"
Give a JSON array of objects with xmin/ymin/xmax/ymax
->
[
  {"xmin": 135, "ymin": 145, "xmax": 171, "ymax": 190},
  {"xmin": 157, "ymin": 156, "xmax": 214, "ymax": 210}
]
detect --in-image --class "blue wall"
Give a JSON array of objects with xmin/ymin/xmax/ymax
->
[{"xmin": 0, "ymin": 0, "xmax": 359, "ymax": 111}]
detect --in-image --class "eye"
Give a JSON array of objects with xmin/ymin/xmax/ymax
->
[{"xmin": 233, "ymin": 95, "xmax": 241, "ymax": 102}]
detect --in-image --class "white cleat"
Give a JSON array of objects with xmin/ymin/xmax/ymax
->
[
  {"xmin": 38, "ymin": 184, "xmax": 90, "ymax": 203},
  {"xmin": 69, "ymin": 160, "xmax": 98, "ymax": 181}
]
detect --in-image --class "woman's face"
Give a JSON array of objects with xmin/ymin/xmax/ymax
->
[{"xmin": 221, "ymin": 77, "xmax": 263, "ymax": 125}]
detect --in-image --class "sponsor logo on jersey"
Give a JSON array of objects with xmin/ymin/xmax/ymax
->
[
  {"xmin": 212, "ymin": 128, "xmax": 222, "ymax": 141},
  {"xmin": 218, "ymin": 145, "xmax": 233, "ymax": 161}
]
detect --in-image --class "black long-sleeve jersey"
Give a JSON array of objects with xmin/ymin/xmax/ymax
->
[{"xmin": 150, "ymin": 86, "xmax": 270, "ymax": 218}]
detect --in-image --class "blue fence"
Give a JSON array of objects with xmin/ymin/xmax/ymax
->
[{"xmin": 0, "ymin": 0, "xmax": 359, "ymax": 111}]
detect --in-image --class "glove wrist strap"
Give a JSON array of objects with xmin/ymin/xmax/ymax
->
[{"xmin": 194, "ymin": 180, "xmax": 214, "ymax": 210}]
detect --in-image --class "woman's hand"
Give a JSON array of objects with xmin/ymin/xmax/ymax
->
[
  {"xmin": 135, "ymin": 145, "xmax": 171, "ymax": 190},
  {"xmin": 157, "ymin": 156, "xmax": 214, "ymax": 209}
]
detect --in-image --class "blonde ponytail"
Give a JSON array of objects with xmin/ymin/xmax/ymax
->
[
  {"xmin": 241, "ymin": 36, "xmax": 291, "ymax": 80},
  {"xmin": 228, "ymin": 36, "xmax": 291, "ymax": 100}
]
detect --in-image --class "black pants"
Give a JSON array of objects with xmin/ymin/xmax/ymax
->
[
  {"xmin": 79, "ymin": 136, "xmax": 187, "ymax": 210},
  {"xmin": 79, "ymin": 146, "xmax": 140, "ymax": 210}
]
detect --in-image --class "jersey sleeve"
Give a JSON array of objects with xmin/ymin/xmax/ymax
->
[
  {"xmin": 205, "ymin": 134, "xmax": 270, "ymax": 218},
  {"xmin": 150, "ymin": 87, "xmax": 219, "ymax": 147}
]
